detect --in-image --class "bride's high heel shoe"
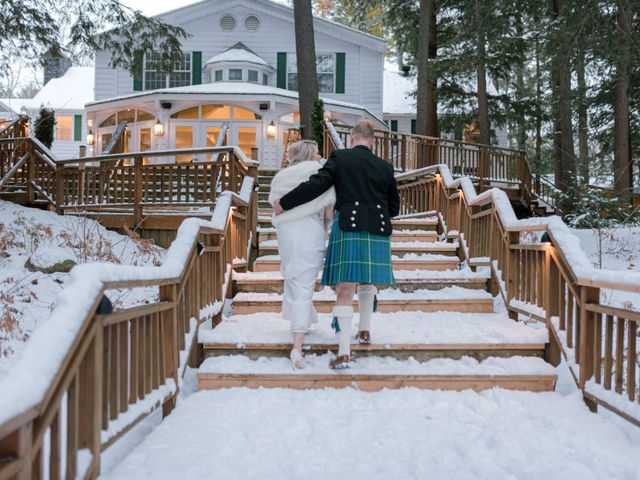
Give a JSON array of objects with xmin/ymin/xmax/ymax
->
[{"xmin": 290, "ymin": 349, "xmax": 304, "ymax": 369}]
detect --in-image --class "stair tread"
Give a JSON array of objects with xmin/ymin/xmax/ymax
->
[
  {"xmin": 258, "ymin": 240, "xmax": 456, "ymax": 251},
  {"xmin": 198, "ymin": 354, "xmax": 556, "ymax": 378},
  {"xmin": 199, "ymin": 312, "xmax": 548, "ymax": 347},
  {"xmin": 233, "ymin": 286, "xmax": 492, "ymax": 303},
  {"xmin": 233, "ymin": 269, "xmax": 489, "ymax": 283},
  {"xmin": 255, "ymin": 253, "xmax": 459, "ymax": 262}
]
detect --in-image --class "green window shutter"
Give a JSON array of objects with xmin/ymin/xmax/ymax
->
[
  {"xmin": 277, "ymin": 52, "xmax": 287, "ymax": 89},
  {"xmin": 133, "ymin": 50, "xmax": 144, "ymax": 91},
  {"xmin": 73, "ymin": 115, "xmax": 82, "ymax": 141},
  {"xmin": 192, "ymin": 51, "xmax": 202, "ymax": 85},
  {"xmin": 335, "ymin": 52, "xmax": 345, "ymax": 93},
  {"xmin": 391, "ymin": 120, "xmax": 398, "ymax": 132},
  {"xmin": 411, "ymin": 119, "xmax": 416, "ymax": 134}
]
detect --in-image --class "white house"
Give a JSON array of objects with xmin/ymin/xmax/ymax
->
[
  {"xmin": 86, "ymin": 0, "xmax": 387, "ymax": 169},
  {"xmin": 20, "ymin": 66, "xmax": 95, "ymax": 158}
]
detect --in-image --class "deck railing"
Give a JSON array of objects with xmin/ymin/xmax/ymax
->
[
  {"xmin": 0, "ymin": 150, "xmax": 257, "ymax": 479},
  {"xmin": 396, "ymin": 165, "xmax": 640, "ymax": 427}
]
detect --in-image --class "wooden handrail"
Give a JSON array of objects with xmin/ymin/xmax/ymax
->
[
  {"xmin": 0, "ymin": 155, "xmax": 257, "ymax": 478},
  {"xmin": 396, "ymin": 163, "xmax": 640, "ymax": 426}
]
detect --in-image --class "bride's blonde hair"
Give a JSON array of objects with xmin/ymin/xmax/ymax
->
[{"xmin": 288, "ymin": 140, "xmax": 318, "ymax": 166}]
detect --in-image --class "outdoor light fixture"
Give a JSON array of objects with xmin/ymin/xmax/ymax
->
[
  {"xmin": 86, "ymin": 129, "xmax": 94, "ymax": 146},
  {"xmin": 323, "ymin": 111, "xmax": 332, "ymax": 122},
  {"xmin": 154, "ymin": 119, "xmax": 164, "ymax": 137},
  {"xmin": 266, "ymin": 121, "xmax": 277, "ymax": 139}
]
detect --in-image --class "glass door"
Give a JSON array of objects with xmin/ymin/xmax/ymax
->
[{"xmin": 232, "ymin": 123, "xmax": 259, "ymax": 160}]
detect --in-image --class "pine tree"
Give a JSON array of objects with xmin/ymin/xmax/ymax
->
[{"xmin": 0, "ymin": 0, "xmax": 188, "ymax": 78}]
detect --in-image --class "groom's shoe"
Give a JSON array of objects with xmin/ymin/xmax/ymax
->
[
  {"xmin": 329, "ymin": 355, "xmax": 350, "ymax": 369},
  {"xmin": 357, "ymin": 331, "xmax": 371, "ymax": 344}
]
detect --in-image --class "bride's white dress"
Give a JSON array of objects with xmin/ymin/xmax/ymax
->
[{"xmin": 277, "ymin": 210, "xmax": 326, "ymax": 332}]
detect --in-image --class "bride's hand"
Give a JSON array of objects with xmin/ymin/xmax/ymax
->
[{"xmin": 273, "ymin": 201, "xmax": 284, "ymax": 216}]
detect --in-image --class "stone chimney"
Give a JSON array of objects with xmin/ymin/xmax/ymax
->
[{"xmin": 43, "ymin": 50, "xmax": 71, "ymax": 85}]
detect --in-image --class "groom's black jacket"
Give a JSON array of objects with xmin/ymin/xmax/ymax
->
[{"xmin": 279, "ymin": 145, "xmax": 400, "ymax": 237}]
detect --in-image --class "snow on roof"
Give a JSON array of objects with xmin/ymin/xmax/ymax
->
[
  {"xmin": 0, "ymin": 98, "xmax": 19, "ymax": 115},
  {"xmin": 23, "ymin": 67, "xmax": 94, "ymax": 111},
  {"xmin": 383, "ymin": 69, "xmax": 416, "ymax": 115},
  {"xmin": 205, "ymin": 42, "xmax": 273, "ymax": 69}
]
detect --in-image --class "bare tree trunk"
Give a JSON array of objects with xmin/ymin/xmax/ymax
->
[
  {"xmin": 293, "ymin": 0, "xmax": 319, "ymax": 140},
  {"xmin": 614, "ymin": 0, "xmax": 632, "ymax": 202},
  {"xmin": 475, "ymin": 0, "xmax": 490, "ymax": 146},
  {"xmin": 576, "ymin": 47, "xmax": 589, "ymax": 185},
  {"xmin": 515, "ymin": 15, "xmax": 526, "ymax": 152},
  {"xmin": 535, "ymin": 34, "xmax": 542, "ymax": 169},
  {"xmin": 416, "ymin": 0, "xmax": 438, "ymax": 138},
  {"xmin": 549, "ymin": 0, "xmax": 576, "ymax": 194}
]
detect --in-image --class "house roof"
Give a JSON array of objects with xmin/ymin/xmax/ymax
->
[
  {"xmin": 383, "ymin": 69, "xmax": 416, "ymax": 115},
  {"xmin": 0, "ymin": 98, "xmax": 19, "ymax": 115},
  {"xmin": 85, "ymin": 81, "xmax": 386, "ymax": 127},
  {"xmin": 22, "ymin": 67, "xmax": 94, "ymax": 111},
  {"xmin": 155, "ymin": 0, "xmax": 386, "ymax": 52},
  {"xmin": 204, "ymin": 42, "xmax": 273, "ymax": 68}
]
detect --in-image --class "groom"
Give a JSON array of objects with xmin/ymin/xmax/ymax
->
[{"xmin": 274, "ymin": 120, "xmax": 400, "ymax": 369}]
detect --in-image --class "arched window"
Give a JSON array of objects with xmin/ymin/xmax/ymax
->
[
  {"xmin": 99, "ymin": 114, "xmax": 116, "ymax": 128},
  {"xmin": 234, "ymin": 106, "xmax": 261, "ymax": 120},
  {"xmin": 202, "ymin": 104, "xmax": 231, "ymax": 120},
  {"xmin": 171, "ymin": 106, "xmax": 199, "ymax": 119}
]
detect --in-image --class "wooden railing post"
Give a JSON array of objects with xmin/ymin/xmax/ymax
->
[
  {"xmin": 478, "ymin": 146, "xmax": 488, "ymax": 191},
  {"xmin": 578, "ymin": 286, "xmax": 600, "ymax": 388},
  {"xmin": 25, "ymin": 143, "xmax": 35, "ymax": 204},
  {"xmin": 55, "ymin": 164, "xmax": 64, "ymax": 215},
  {"xmin": 505, "ymin": 231, "xmax": 520, "ymax": 320},
  {"xmin": 133, "ymin": 156, "xmax": 143, "ymax": 227}
]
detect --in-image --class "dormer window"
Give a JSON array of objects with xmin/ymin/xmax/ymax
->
[{"xmin": 203, "ymin": 42, "xmax": 275, "ymax": 87}]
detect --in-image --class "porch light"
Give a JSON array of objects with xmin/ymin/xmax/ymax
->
[
  {"xmin": 266, "ymin": 121, "xmax": 277, "ymax": 139},
  {"xmin": 324, "ymin": 111, "xmax": 332, "ymax": 122},
  {"xmin": 86, "ymin": 129, "xmax": 94, "ymax": 146},
  {"xmin": 154, "ymin": 119, "xmax": 165, "ymax": 137}
]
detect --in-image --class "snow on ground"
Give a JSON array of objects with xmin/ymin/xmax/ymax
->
[
  {"xmin": 102, "ymin": 385, "xmax": 640, "ymax": 480},
  {"xmin": 0, "ymin": 201, "xmax": 165, "ymax": 378},
  {"xmin": 570, "ymin": 226, "xmax": 640, "ymax": 309}
]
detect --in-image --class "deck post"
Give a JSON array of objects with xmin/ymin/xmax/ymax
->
[
  {"xmin": 55, "ymin": 163, "xmax": 64, "ymax": 215},
  {"xmin": 26, "ymin": 142, "xmax": 35, "ymax": 204},
  {"xmin": 133, "ymin": 156, "xmax": 143, "ymax": 227},
  {"xmin": 578, "ymin": 286, "xmax": 600, "ymax": 388}
]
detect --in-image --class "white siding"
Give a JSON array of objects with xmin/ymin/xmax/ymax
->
[{"xmin": 93, "ymin": 2, "xmax": 385, "ymax": 116}]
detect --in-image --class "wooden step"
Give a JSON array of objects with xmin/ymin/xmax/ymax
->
[
  {"xmin": 258, "ymin": 241, "xmax": 458, "ymax": 258},
  {"xmin": 197, "ymin": 355, "xmax": 557, "ymax": 392},
  {"xmin": 392, "ymin": 218, "xmax": 438, "ymax": 231},
  {"xmin": 233, "ymin": 271, "xmax": 489, "ymax": 294},
  {"xmin": 231, "ymin": 288, "xmax": 494, "ymax": 314},
  {"xmin": 253, "ymin": 255, "xmax": 461, "ymax": 272},
  {"xmin": 257, "ymin": 229, "xmax": 439, "ymax": 244}
]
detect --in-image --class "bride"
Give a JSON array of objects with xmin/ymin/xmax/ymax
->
[{"xmin": 268, "ymin": 140, "xmax": 335, "ymax": 369}]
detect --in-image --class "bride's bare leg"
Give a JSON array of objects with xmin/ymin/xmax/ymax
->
[{"xmin": 292, "ymin": 332, "xmax": 304, "ymax": 352}]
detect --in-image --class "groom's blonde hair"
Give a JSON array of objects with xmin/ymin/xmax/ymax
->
[
  {"xmin": 351, "ymin": 120, "xmax": 375, "ymax": 140},
  {"xmin": 288, "ymin": 140, "xmax": 318, "ymax": 165}
]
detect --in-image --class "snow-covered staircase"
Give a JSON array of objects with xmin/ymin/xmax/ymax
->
[{"xmin": 197, "ymin": 212, "xmax": 557, "ymax": 392}]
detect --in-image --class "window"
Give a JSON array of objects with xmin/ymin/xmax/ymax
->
[
  {"xmin": 287, "ymin": 53, "xmax": 335, "ymax": 93},
  {"xmin": 175, "ymin": 126, "xmax": 193, "ymax": 163},
  {"xmin": 143, "ymin": 51, "xmax": 192, "ymax": 90},
  {"xmin": 171, "ymin": 106, "xmax": 199, "ymax": 119},
  {"xmin": 55, "ymin": 115, "xmax": 72, "ymax": 141},
  {"xmin": 237, "ymin": 127, "xmax": 257, "ymax": 157},
  {"xmin": 248, "ymin": 70, "xmax": 258, "ymax": 83},
  {"xmin": 202, "ymin": 104, "xmax": 231, "ymax": 120},
  {"xmin": 229, "ymin": 69, "xmax": 242, "ymax": 81},
  {"xmin": 99, "ymin": 114, "xmax": 116, "ymax": 128},
  {"xmin": 215, "ymin": 70, "xmax": 223, "ymax": 81},
  {"xmin": 206, "ymin": 126, "xmax": 221, "ymax": 160},
  {"xmin": 263, "ymin": 73, "xmax": 268, "ymax": 86},
  {"xmin": 234, "ymin": 107, "xmax": 261, "ymax": 120}
]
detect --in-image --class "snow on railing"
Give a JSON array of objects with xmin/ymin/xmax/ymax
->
[
  {"xmin": 0, "ymin": 158, "xmax": 257, "ymax": 478},
  {"xmin": 397, "ymin": 164, "xmax": 640, "ymax": 426}
]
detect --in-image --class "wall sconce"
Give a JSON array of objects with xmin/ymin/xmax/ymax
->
[
  {"xmin": 86, "ymin": 129, "xmax": 94, "ymax": 146},
  {"xmin": 266, "ymin": 121, "xmax": 277, "ymax": 139},
  {"xmin": 323, "ymin": 111, "xmax": 332, "ymax": 122},
  {"xmin": 154, "ymin": 119, "xmax": 164, "ymax": 137}
]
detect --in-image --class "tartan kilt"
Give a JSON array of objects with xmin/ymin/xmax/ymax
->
[{"xmin": 321, "ymin": 214, "xmax": 395, "ymax": 286}]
